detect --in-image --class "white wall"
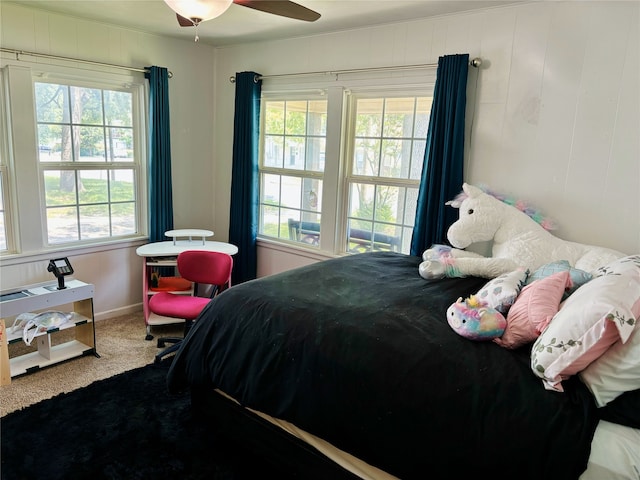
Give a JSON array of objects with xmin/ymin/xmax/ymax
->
[
  {"xmin": 213, "ymin": 1, "xmax": 639, "ymax": 275},
  {"xmin": 0, "ymin": 3, "xmax": 218, "ymax": 319},
  {"xmin": 1, "ymin": 1, "xmax": 639, "ymax": 316}
]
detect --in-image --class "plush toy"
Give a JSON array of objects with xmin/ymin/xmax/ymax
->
[
  {"xmin": 446, "ymin": 295, "xmax": 506, "ymax": 341},
  {"xmin": 419, "ymin": 183, "xmax": 625, "ymax": 280}
]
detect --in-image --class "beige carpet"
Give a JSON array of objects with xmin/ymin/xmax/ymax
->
[{"xmin": 0, "ymin": 312, "xmax": 184, "ymax": 417}]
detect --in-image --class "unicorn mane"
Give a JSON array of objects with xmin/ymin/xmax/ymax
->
[{"xmin": 449, "ymin": 185, "xmax": 557, "ymax": 231}]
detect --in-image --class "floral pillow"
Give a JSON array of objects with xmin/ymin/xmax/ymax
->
[
  {"xmin": 530, "ymin": 258, "xmax": 640, "ymax": 392},
  {"xmin": 474, "ymin": 268, "xmax": 528, "ymax": 315},
  {"xmin": 493, "ymin": 271, "xmax": 572, "ymax": 350},
  {"xmin": 595, "ymin": 254, "xmax": 640, "ymax": 276}
]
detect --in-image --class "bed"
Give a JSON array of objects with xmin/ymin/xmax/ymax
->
[{"xmin": 167, "ymin": 251, "xmax": 640, "ymax": 479}]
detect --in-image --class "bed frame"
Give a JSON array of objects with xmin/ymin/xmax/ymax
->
[{"xmin": 191, "ymin": 387, "xmax": 361, "ymax": 479}]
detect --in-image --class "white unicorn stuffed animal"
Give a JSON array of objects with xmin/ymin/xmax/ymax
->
[{"xmin": 419, "ymin": 183, "xmax": 625, "ymax": 279}]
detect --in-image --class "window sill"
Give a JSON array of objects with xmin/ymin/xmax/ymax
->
[
  {"xmin": 0, "ymin": 237, "xmax": 149, "ymax": 267},
  {"xmin": 256, "ymin": 237, "xmax": 340, "ymax": 263}
]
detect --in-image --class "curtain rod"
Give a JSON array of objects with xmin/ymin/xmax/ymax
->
[
  {"xmin": 0, "ymin": 47, "xmax": 173, "ymax": 78},
  {"xmin": 229, "ymin": 57, "xmax": 482, "ymax": 83}
]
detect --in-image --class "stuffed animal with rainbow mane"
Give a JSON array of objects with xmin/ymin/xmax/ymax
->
[
  {"xmin": 419, "ymin": 183, "xmax": 625, "ymax": 280},
  {"xmin": 446, "ymin": 295, "xmax": 506, "ymax": 341}
]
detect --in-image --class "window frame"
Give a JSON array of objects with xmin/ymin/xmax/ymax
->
[
  {"xmin": 258, "ymin": 92, "xmax": 329, "ymax": 245},
  {"xmin": 0, "ymin": 68, "xmax": 16, "ymax": 253},
  {"xmin": 257, "ymin": 71, "xmax": 436, "ymax": 256},
  {"xmin": 342, "ymin": 90, "xmax": 433, "ymax": 254},
  {"xmin": 0, "ymin": 63, "xmax": 148, "ymax": 258}
]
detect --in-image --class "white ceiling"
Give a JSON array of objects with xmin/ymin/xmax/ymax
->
[{"xmin": 5, "ymin": 0, "xmax": 526, "ymax": 46}]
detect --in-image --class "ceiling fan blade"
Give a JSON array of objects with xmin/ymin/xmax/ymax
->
[
  {"xmin": 234, "ymin": 0, "xmax": 321, "ymax": 22},
  {"xmin": 176, "ymin": 13, "xmax": 195, "ymax": 27}
]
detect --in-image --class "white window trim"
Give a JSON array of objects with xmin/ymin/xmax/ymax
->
[
  {"xmin": 0, "ymin": 62, "xmax": 148, "ymax": 258},
  {"xmin": 258, "ymin": 68, "xmax": 436, "ymax": 255},
  {"xmin": 0, "ymin": 67, "xmax": 17, "ymax": 254},
  {"xmin": 342, "ymin": 88, "xmax": 433, "ymax": 253}
]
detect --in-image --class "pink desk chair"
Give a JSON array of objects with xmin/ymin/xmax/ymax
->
[{"xmin": 148, "ymin": 250, "xmax": 233, "ymax": 364}]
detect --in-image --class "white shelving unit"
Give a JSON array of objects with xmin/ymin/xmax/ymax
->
[
  {"xmin": 143, "ymin": 256, "xmax": 193, "ymax": 335},
  {"xmin": 0, "ymin": 279, "xmax": 98, "ymax": 385}
]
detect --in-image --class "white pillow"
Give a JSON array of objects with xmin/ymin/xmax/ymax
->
[
  {"xmin": 579, "ymin": 322, "xmax": 640, "ymax": 407},
  {"xmin": 530, "ymin": 257, "xmax": 640, "ymax": 392},
  {"xmin": 474, "ymin": 268, "xmax": 528, "ymax": 315}
]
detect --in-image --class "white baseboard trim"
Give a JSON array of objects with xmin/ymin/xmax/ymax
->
[{"xmin": 94, "ymin": 304, "xmax": 142, "ymax": 322}]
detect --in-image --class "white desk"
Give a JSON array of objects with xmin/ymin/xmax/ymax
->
[
  {"xmin": 136, "ymin": 240, "xmax": 238, "ymax": 257},
  {"xmin": 135, "ymin": 234, "xmax": 238, "ymax": 339}
]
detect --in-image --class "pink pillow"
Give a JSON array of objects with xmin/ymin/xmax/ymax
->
[{"xmin": 494, "ymin": 271, "xmax": 572, "ymax": 349}]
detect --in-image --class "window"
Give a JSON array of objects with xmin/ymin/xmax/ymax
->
[
  {"xmin": 258, "ymin": 76, "xmax": 434, "ymax": 255},
  {"xmin": 0, "ymin": 63, "xmax": 146, "ymax": 256},
  {"xmin": 346, "ymin": 95, "xmax": 431, "ymax": 253},
  {"xmin": 35, "ymin": 82, "xmax": 139, "ymax": 245},
  {"xmin": 259, "ymin": 97, "xmax": 327, "ymax": 246}
]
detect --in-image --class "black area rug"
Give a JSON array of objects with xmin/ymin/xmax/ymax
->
[{"xmin": 1, "ymin": 360, "xmax": 295, "ymax": 480}]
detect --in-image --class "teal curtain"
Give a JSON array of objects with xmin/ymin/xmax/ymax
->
[
  {"xmin": 145, "ymin": 66, "xmax": 173, "ymax": 242},
  {"xmin": 228, "ymin": 72, "xmax": 262, "ymax": 284},
  {"xmin": 410, "ymin": 54, "xmax": 469, "ymax": 256}
]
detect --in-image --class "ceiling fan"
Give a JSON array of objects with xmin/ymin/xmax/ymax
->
[{"xmin": 165, "ymin": 0, "xmax": 321, "ymax": 41}]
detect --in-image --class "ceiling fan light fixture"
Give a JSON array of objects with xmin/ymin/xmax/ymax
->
[{"xmin": 163, "ymin": 0, "xmax": 233, "ymax": 23}]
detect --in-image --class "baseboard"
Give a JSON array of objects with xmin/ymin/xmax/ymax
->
[{"xmin": 93, "ymin": 303, "xmax": 142, "ymax": 321}]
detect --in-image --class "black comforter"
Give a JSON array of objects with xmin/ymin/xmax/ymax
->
[{"xmin": 167, "ymin": 252, "xmax": 599, "ymax": 479}]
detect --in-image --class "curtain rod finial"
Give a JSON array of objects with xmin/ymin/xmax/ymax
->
[
  {"xmin": 470, "ymin": 57, "xmax": 482, "ymax": 68},
  {"xmin": 228, "ymin": 75, "xmax": 259, "ymax": 83}
]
